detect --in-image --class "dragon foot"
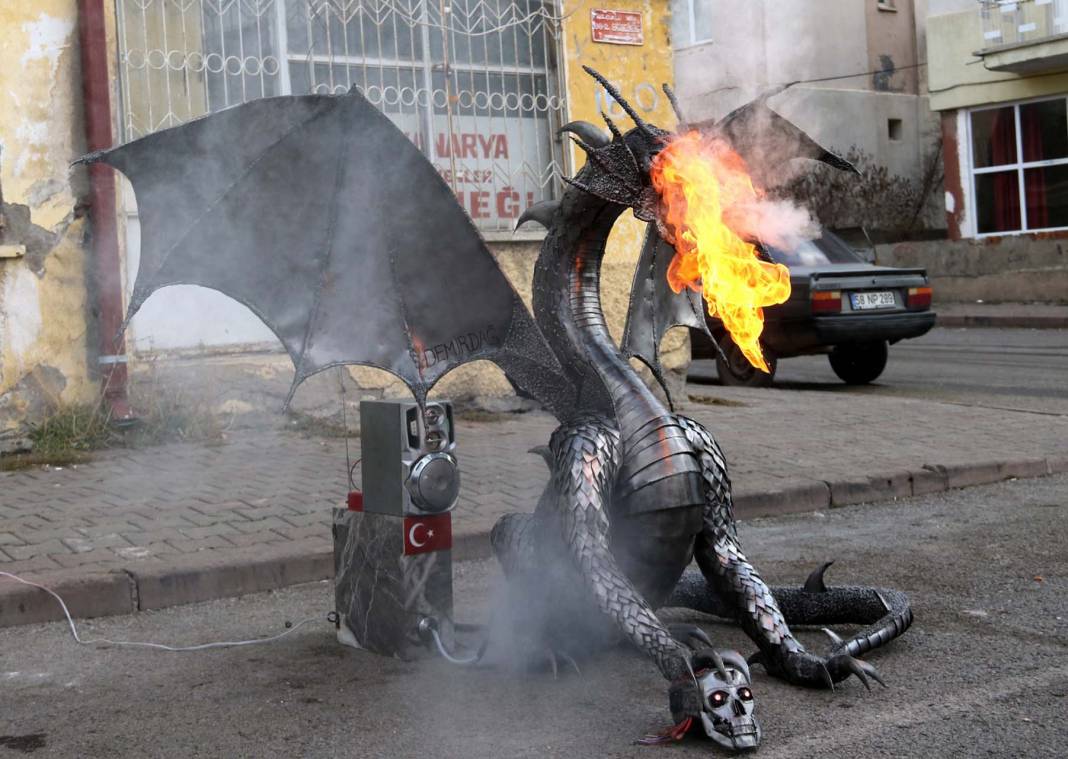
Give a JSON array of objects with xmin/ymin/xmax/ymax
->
[
  {"xmin": 746, "ymin": 646, "xmax": 886, "ymax": 691},
  {"xmin": 825, "ymin": 651, "xmax": 885, "ymax": 691}
]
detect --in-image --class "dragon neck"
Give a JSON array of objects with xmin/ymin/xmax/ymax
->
[{"xmin": 533, "ymin": 191, "xmax": 668, "ymax": 425}]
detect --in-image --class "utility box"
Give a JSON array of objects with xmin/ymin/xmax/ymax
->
[{"xmin": 333, "ymin": 399, "xmax": 459, "ymax": 658}]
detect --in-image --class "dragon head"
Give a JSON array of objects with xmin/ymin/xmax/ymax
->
[
  {"xmin": 557, "ymin": 66, "xmax": 672, "ymax": 228},
  {"xmin": 558, "ymin": 67, "xmax": 801, "ymax": 376}
]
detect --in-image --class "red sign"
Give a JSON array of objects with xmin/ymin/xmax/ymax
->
[
  {"xmin": 591, "ymin": 9, "xmax": 643, "ymax": 46},
  {"xmin": 403, "ymin": 514, "xmax": 452, "ymax": 556}
]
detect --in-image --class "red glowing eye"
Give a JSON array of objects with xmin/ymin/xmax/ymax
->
[
  {"xmin": 739, "ymin": 688, "xmax": 753, "ymax": 701},
  {"xmin": 710, "ymin": 690, "xmax": 728, "ymax": 705}
]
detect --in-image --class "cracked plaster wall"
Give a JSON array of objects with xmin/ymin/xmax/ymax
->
[{"xmin": 0, "ymin": 2, "xmax": 94, "ymax": 448}]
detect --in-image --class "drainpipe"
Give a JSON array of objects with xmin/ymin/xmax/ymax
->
[{"xmin": 78, "ymin": 0, "xmax": 133, "ymax": 421}]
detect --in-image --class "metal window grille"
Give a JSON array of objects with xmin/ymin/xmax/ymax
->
[{"xmin": 115, "ymin": 0, "xmax": 568, "ymax": 231}]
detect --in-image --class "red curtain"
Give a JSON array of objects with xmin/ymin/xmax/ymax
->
[
  {"xmin": 990, "ymin": 110, "xmax": 1020, "ymax": 231},
  {"xmin": 1021, "ymin": 106, "xmax": 1048, "ymax": 229}
]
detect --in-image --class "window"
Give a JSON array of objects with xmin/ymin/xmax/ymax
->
[
  {"xmin": 671, "ymin": 0, "xmax": 713, "ymax": 48},
  {"xmin": 888, "ymin": 118, "xmax": 903, "ymax": 141},
  {"xmin": 116, "ymin": 0, "xmax": 566, "ymax": 231},
  {"xmin": 765, "ymin": 230, "xmax": 864, "ymax": 268},
  {"xmin": 968, "ymin": 98, "xmax": 1068, "ymax": 235},
  {"xmin": 877, "ymin": 0, "xmax": 897, "ymax": 11}
]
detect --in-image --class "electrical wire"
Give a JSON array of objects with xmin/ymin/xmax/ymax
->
[
  {"xmin": 428, "ymin": 625, "xmax": 486, "ymax": 665},
  {"xmin": 691, "ymin": 61, "xmax": 929, "ymax": 99},
  {"xmin": 0, "ymin": 571, "xmax": 326, "ymax": 652}
]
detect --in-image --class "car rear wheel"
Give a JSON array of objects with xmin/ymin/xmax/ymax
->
[
  {"xmin": 715, "ymin": 336, "xmax": 776, "ymax": 388},
  {"xmin": 828, "ymin": 340, "xmax": 888, "ymax": 385}
]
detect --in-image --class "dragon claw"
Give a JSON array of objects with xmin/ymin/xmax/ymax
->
[
  {"xmin": 821, "ymin": 626, "xmax": 845, "ymax": 648},
  {"xmin": 827, "ymin": 652, "xmax": 886, "ymax": 691},
  {"xmin": 668, "ymin": 623, "xmax": 715, "ymax": 651},
  {"xmin": 540, "ymin": 647, "xmax": 581, "ymax": 680},
  {"xmin": 559, "ymin": 651, "xmax": 582, "ymax": 677},
  {"xmin": 752, "ymin": 648, "xmax": 886, "ymax": 692},
  {"xmin": 819, "ymin": 662, "xmax": 835, "ymax": 692}
]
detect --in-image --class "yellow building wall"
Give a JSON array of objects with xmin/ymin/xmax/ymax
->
[
  {"xmin": 0, "ymin": 1, "xmax": 95, "ymax": 445},
  {"xmin": 559, "ymin": 0, "xmax": 687, "ymax": 374},
  {"xmin": 928, "ymin": 9, "xmax": 1068, "ymax": 112}
]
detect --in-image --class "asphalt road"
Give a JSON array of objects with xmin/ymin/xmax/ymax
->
[
  {"xmin": 690, "ymin": 327, "xmax": 1068, "ymax": 416},
  {"xmin": 2, "ymin": 475, "xmax": 1066, "ymax": 758}
]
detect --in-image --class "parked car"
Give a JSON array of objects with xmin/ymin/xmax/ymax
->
[{"xmin": 691, "ymin": 228, "xmax": 936, "ymax": 387}]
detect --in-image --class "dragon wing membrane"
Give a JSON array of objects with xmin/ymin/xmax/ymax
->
[
  {"xmin": 84, "ymin": 91, "xmax": 574, "ymax": 416},
  {"xmin": 621, "ymin": 224, "xmax": 711, "ymax": 404},
  {"xmin": 708, "ymin": 85, "xmax": 859, "ymax": 180}
]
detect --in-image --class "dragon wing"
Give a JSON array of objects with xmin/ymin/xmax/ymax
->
[
  {"xmin": 708, "ymin": 85, "xmax": 859, "ymax": 182},
  {"xmin": 621, "ymin": 223, "xmax": 711, "ymax": 404},
  {"xmin": 82, "ymin": 91, "xmax": 574, "ymax": 416}
]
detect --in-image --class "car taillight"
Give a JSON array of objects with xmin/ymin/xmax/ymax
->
[
  {"xmin": 811, "ymin": 290, "xmax": 842, "ymax": 313},
  {"xmin": 907, "ymin": 286, "xmax": 932, "ymax": 310}
]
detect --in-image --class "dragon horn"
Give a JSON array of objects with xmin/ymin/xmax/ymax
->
[
  {"xmin": 559, "ymin": 120, "xmax": 611, "ymax": 148},
  {"xmin": 662, "ymin": 83, "xmax": 685, "ymax": 125},
  {"xmin": 600, "ymin": 110, "xmax": 624, "ymax": 142},
  {"xmin": 515, "ymin": 200, "xmax": 560, "ymax": 231},
  {"xmin": 599, "ymin": 111, "xmax": 639, "ymax": 172},
  {"xmin": 567, "ymin": 136, "xmax": 630, "ymax": 184},
  {"xmin": 583, "ymin": 65, "xmax": 657, "ymax": 139}
]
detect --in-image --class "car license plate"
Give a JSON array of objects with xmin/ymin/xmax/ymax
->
[{"xmin": 850, "ymin": 291, "xmax": 896, "ymax": 310}]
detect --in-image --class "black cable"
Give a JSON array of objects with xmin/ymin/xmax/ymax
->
[{"xmin": 691, "ymin": 61, "xmax": 929, "ymax": 99}]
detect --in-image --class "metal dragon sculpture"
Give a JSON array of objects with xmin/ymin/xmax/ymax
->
[{"xmin": 83, "ymin": 67, "xmax": 912, "ymax": 748}]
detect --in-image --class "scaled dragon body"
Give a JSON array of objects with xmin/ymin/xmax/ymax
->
[
  {"xmin": 84, "ymin": 67, "xmax": 912, "ymax": 738},
  {"xmin": 489, "ymin": 70, "xmax": 912, "ymax": 699}
]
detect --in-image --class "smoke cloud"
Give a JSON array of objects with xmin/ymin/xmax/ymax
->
[{"xmin": 722, "ymin": 196, "xmax": 820, "ymax": 252}]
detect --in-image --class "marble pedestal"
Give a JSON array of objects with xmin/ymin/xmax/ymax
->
[{"xmin": 332, "ymin": 508, "xmax": 454, "ymax": 659}]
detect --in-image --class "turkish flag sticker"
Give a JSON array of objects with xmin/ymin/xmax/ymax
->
[{"xmin": 403, "ymin": 514, "xmax": 452, "ymax": 556}]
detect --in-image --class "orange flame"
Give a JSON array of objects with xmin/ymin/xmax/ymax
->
[{"xmin": 651, "ymin": 131, "xmax": 791, "ymax": 372}]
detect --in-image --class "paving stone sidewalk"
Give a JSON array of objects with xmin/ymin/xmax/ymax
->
[{"xmin": 1, "ymin": 384, "xmax": 1066, "ymax": 624}]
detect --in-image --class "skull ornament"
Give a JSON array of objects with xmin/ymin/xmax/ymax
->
[
  {"xmin": 695, "ymin": 654, "xmax": 761, "ymax": 751},
  {"xmin": 657, "ymin": 649, "xmax": 760, "ymax": 751}
]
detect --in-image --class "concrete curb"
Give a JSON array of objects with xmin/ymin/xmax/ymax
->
[
  {"xmin": 936, "ymin": 314, "xmax": 1068, "ymax": 329},
  {"xmin": 2, "ymin": 455, "xmax": 1066, "ymax": 628}
]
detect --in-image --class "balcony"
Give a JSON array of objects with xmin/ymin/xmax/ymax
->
[{"xmin": 976, "ymin": 0, "xmax": 1068, "ymax": 73}]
